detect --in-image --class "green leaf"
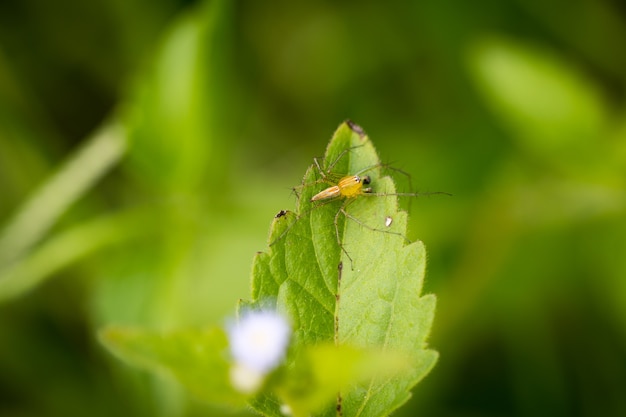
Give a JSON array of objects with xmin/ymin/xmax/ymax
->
[
  {"xmin": 272, "ymin": 343, "xmax": 411, "ymax": 417},
  {"xmin": 0, "ymin": 120, "xmax": 126, "ymax": 269},
  {"xmin": 247, "ymin": 121, "xmax": 438, "ymax": 417},
  {"xmin": 98, "ymin": 326, "xmax": 247, "ymax": 409},
  {"xmin": 0, "ymin": 210, "xmax": 148, "ymax": 303},
  {"xmin": 468, "ymin": 37, "xmax": 608, "ymax": 160},
  {"xmin": 123, "ymin": 0, "xmax": 234, "ymax": 192}
]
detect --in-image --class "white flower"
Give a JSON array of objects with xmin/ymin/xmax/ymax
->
[
  {"xmin": 280, "ymin": 404, "xmax": 293, "ymax": 416},
  {"xmin": 228, "ymin": 310, "xmax": 292, "ymax": 374},
  {"xmin": 229, "ymin": 362, "xmax": 265, "ymax": 394}
]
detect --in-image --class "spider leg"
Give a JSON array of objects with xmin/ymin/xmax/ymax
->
[
  {"xmin": 340, "ymin": 208, "xmax": 412, "ymax": 243},
  {"xmin": 334, "ymin": 199, "xmax": 355, "ymax": 270}
]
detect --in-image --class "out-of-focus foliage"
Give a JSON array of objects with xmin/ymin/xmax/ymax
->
[{"xmin": 0, "ymin": 0, "xmax": 625, "ymax": 416}]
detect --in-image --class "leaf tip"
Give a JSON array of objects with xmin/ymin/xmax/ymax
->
[{"xmin": 344, "ymin": 119, "xmax": 367, "ymax": 138}]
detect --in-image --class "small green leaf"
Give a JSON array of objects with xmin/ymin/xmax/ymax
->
[
  {"xmin": 273, "ymin": 343, "xmax": 410, "ymax": 417},
  {"xmin": 247, "ymin": 121, "xmax": 438, "ymax": 417},
  {"xmin": 98, "ymin": 326, "xmax": 247, "ymax": 408}
]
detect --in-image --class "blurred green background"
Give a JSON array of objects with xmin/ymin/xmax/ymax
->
[{"xmin": 1, "ymin": 0, "xmax": 625, "ymax": 416}]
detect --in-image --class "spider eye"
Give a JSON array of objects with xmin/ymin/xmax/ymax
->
[{"xmin": 362, "ymin": 175, "xmax": 371, "ymax": 185}]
